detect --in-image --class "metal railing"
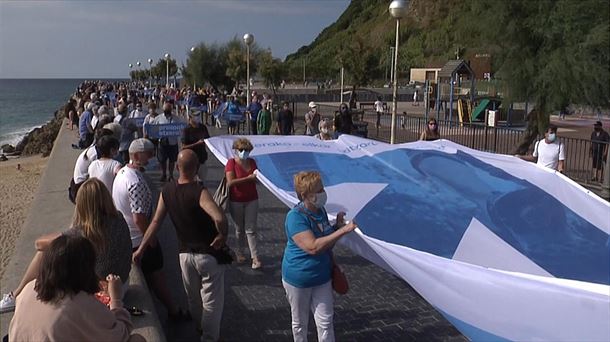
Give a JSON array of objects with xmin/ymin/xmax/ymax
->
[{"xmin": 358, "ymin": 112, "xmax": 609, "ymax": 191}]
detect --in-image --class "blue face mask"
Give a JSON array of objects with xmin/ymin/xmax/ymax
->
[
  {"xmin": 547, "ymin": 133, "xmax": 556, "ymax": 142},
  {"xmin": 238, "ymin": 150, "xmax": 250, "ymax": 160}
]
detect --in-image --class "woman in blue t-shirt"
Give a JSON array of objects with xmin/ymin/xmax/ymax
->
[{"xmin": 281, "ymin": 171, "xmax": 356, "ymax": 342}]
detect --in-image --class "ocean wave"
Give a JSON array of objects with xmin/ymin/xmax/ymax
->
[{"xmin": 0, "ymin": 124, "xmax": 45, "ymax": 149}]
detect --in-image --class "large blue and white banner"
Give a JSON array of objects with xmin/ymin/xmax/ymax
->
[{"xmin": 206, "ymin": 134, "xmax": 610, "ymax": 342}]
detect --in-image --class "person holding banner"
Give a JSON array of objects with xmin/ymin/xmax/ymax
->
[
  {"xmin": 153, "ymin": 102, "xmax": 184, "ymax": 182},
  {"xmin": 282, "ymin": 171, "xmax": 356, "ymax": 342},
  {"xmin": 225, "ymin": 138, "xmax": 262, "ymax": 269},
  {"xmin": 223, "ymin": 96, "xmax": 243, "ymax": 135}
]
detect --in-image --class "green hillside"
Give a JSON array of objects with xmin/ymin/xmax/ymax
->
[{"xmin": 284, "ymin": 0, "xmax": 495, "ymax": 82}]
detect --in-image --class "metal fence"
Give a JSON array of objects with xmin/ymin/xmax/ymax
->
[{"xmin": 355, "ymin": 111, "xmax": 609, "ymax": 189}]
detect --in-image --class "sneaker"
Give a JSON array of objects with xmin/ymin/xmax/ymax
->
[{"xmin": 0, "ymin": 292, "xmax": 16, "ymax": 313}]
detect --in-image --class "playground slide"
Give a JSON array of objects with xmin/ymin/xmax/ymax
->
[{"xmin": 471, "ymin": 99, "xmax": 490, "ymax": 121}]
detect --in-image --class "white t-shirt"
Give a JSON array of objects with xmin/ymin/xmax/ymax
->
[
  {"xmin": 374, "ymin": 100, "xmax": 384, "ymax": 113},
  {"xmin": 88, "ymin": 158, "xmax": 122, "ymax": 193},
  {"xmin": 73, "ymin": 146, "xmax": 98, "ymax": 183},
  {"xmin": 142, "ymin": 113, "xmax": 157, "ymax": 138},
  {"xmin": 533, "ymin": 139, "xmax": 565, "ymax": 170},
  {"xmin": 112, "ymin": 166, "xmax": 152, "ymax": 248}
]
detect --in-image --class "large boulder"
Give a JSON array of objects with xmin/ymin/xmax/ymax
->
[
  {"xmin": 20, "ymin": 108, "xmax": 64, "ymax": 157},
  {"xmin": 1, "ymin": 144, "xmax": 15, "ymax": 153}
]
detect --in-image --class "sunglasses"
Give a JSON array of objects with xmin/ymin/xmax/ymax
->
[{"xmin": 428, "ymin": 122, "xmax": 437, "ymax": 125}]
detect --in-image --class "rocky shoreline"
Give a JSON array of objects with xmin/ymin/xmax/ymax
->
[{"xmin": 1, "ymin": 105, "xmax": 65, "ymax": 160}]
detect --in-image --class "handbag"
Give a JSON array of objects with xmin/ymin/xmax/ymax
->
[
  {"xmin": 213, "ymin": 176, "xmax": 229, "ymax": 211},
  {"xmin": 331, "ymin": 261, "xmax": 349, "ymax": 295}
]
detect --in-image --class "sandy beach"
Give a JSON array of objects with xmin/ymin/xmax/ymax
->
[{"xmin": 0, "ymin": 155, "xmax": 48, "ymax": 280}]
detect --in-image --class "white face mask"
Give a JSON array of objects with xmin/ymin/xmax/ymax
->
[
  {"xmin": 547, "ymin": 133, "xmax": 556, "ymax": 142},
  {"xmin": 312, "ymin": 191, "xmax": 327, "ymax": 209},
  {"xmin": 320, "ymin": 128, "xmax": 329, "ymax": 134},
  {"xmin": 238, "ymin": 150, "xmax": 250, "ymax": 160}
]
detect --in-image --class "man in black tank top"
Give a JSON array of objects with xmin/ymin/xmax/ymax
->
[{"xmin": 133, "ymin": 149, "xmax": 228, "ymax": 341}]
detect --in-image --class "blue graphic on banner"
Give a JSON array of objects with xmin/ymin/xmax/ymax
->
[
  {"xmin": 254, "ymin": 149, "xmax": 610, "ymax": 285},
  {"xmin": 145, "ymin": 122, "xmax": 186, "ymax": 139}
]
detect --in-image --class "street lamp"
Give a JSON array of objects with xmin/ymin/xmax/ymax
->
[
  {"xmin": 128, "ymin": 63, "xmax": 133, "ymax": 81},
  {"xmin": 147, "ymin": 58, "xmax": 153, "ymax": 86},
  {"xmin": 164, "ymin": 53, "xmax": 171, "ymax": 88},
  {"xmin": 190, "ymin": 46, "xmax": 196, "ymax": 91},
  {"xmin": 136, "ymin": 61, "xmax": 141, "ymax": 82},
  {"xmin": 389, "ymin": 0, "xmax": 409, "ymax": 144},
  {"xmin": 243, "ymin": 33, "xmax": 254, "ymax": 106}
]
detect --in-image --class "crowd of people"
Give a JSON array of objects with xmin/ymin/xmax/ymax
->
[
  {"xmin": 0, "ymin": 80, "xmax": 365, "ymax": 342},
  {"xmin": 1, "ymin": 78, "xmax": 607, "ymax": 342}
]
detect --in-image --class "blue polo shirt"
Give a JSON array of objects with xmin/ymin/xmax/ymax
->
[
  {"xmin": 282, "ymin": 203, "xmax": 334, "ymax": 288},
  {"xmin": 79, "ymin": 110, "xmax": 93, "ymax": 139}
]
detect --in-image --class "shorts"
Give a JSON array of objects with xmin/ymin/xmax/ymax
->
[
  {"xmin": 135, "ymin": 243, "xmax": 164, "ymax": 275},
  {"xmin": 158, "ymin": 144, "xmax": 178, "ymax": 163},
  {"xmin": 228, "ymin": 120, "xmax": 238, "ymax": 128}
]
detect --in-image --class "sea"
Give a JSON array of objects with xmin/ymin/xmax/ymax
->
[
  {"xmin": 0, "ymin": 79, "xmax": 84, "ymax": 148},
  {"xmin": 0, "ymin": 79, "xmax": 126, "ymax": 149}
]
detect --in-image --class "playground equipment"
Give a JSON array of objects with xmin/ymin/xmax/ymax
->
[{"xmin": 434, "ymin": 60, "xmax": 476, "ymax": 125}]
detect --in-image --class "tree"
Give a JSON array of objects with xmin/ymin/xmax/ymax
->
[
  {"xmin": 258, "ymin": 49, "xmax": 285, "ymax": 98},
  {"xmin": 149, "ymin": 58, "xmax": 178, "ymax": 84},
  {"xmin": 225, "ymin": 37, "xmax": 260, "ymax": 89},
  {"xmin": 473, "ymin": 0, "xmax": 609, "ymax": 153},
  {"xmin": 337, "ymin": 36, "xmax": 378, "ymax": 93}
]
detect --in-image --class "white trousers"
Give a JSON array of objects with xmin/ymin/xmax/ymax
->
[
  {"xmin": 282, "ymin": 280, "xmax": 335, "ymax": 342},
  {"xmin": 228, "ymin": 200, "xmax": 259, "ymax": 258},
  {"xmin": 179, "ymin": 253, "xmax": 225, "ymax": 342}
]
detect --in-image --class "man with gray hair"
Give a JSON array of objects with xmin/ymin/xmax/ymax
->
[{"xmin": 112, "ymin": 139, "xmax": 182, "ymax": 320}]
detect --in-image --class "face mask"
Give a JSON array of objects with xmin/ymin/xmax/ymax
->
[
  {"xmin": 164, "ymin": 110, "xmax": 172, "ymax": 115},
  {"xmin": 238, "ymin": 150, "xmax": 250, "ymax": 160},
  {"xmin": 321, "ymin": 128, "xmax": 329, "ymax": 134},
  {"xmin": 595, "ymin": 127, "xmax": 601, "ymax": 132},
  {"xmin": 547, "ymin": 133, "xmax": 556, "ymax": 142},
  {"xmin": 312, "ymin": 191, "xmax": 327, "ymax": 209}
]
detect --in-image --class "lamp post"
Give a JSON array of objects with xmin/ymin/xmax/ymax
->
[
  {"xmin": 190, "ymin": 46, "xmax": 196, "ymax": 91},
  {"xmin": 136, "ymin": 61, "xmax": 141, "ymax": 82},
  {"xmin": 164, "ymin": 53, "xmax": 171, "ymax": 88},
  {"xmin": 340, "ymin": 67, "xmax": 344, "ymax": 104},
  {"xmin": 147, "ymin": 58, "xmax": 153, "ymax": 86},
  {"xmin": 389, "ymin": 0, "xmax": 409, "ymax": 144},
  {"xmin": 243, "ymin": 33, "xmax": 254, "ymax": 107},
  {"xmin": 128, "ymin": 63, "xmax": 133, "ymax": 81},
  {"xmin": 243, "ymin": 33, "xmax": 254, "ymax": 134}
]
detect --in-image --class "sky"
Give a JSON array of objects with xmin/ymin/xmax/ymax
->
[{"xmin": 0, "ymin": 0, "xmax": 350, "ymax": 79}]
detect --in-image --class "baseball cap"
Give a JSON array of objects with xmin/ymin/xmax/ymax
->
[
  {"xmin": 594, "ymin": 121, "xmax": 602, "ymax": 127},
  {"xmin": 308, "ymin": 101, "xmax": 317, "ymax": 108},
  {"xmin": 129, "ymin": 138, "xmax": 154, "ymax": 154},
  {"xmin": 103, "ymin": 122, "xmax": 122, "ymax": 140}
]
